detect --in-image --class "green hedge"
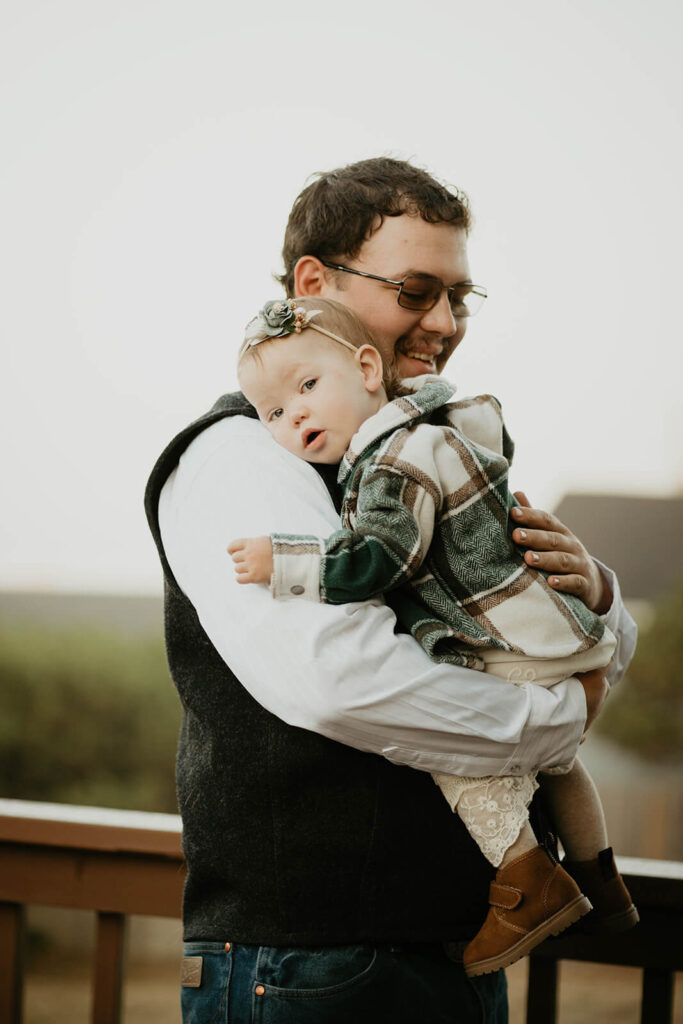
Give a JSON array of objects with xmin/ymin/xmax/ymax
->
[
  {"xmin": 2, "ymin": 583, "xmax": 680, "ymax": 815},
  {"xmin": 0, "ymin": 625, "xmax": 180, "ymax": 813},
  {"xmin": 596, "ymin": 581, "xmax": 683, "ymax": 761}
]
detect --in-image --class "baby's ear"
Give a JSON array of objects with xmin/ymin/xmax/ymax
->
[{"xmin": 355, "ymin": 345, "xmax": 384, "ymax": 393}]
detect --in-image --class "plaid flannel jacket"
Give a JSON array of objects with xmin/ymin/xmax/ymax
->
[{"xmin": 271, "ymin": 377, "xmax": 606, "ymax": 669}]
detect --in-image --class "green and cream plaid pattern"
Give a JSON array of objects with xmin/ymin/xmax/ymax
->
[{"xmin": 271, "ymin": 377, "xmax": 606, "ymax": 670}]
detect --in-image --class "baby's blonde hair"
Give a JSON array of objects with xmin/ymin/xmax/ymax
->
[{"xmin": 239, "ymin": 297, "xmax": 404, "ymax": 398}]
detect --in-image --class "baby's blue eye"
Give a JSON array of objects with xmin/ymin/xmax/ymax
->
[
  {"xmin": 269, "ymin": 408, "xmax": 283, "ymax": 421},
  {"xmin": 302, "ymin": 378, "xmax": 317, "ymax": 392}
]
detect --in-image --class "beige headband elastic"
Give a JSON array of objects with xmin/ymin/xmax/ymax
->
[{"xmin": 302, "ymin": 321, "xmax": 358, "ymax": 353}]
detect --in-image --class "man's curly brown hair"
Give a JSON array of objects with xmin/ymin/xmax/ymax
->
[{"xmin": 277, "ymin": 157, "xmax": 471, "ymax": 298}]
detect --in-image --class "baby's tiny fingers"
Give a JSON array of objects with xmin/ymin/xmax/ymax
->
[{"xmin": 227, "ymin": 539, "xmax": 246, "ymax": 555}]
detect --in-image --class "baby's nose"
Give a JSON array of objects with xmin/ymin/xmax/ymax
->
[{"xmin": 291, "ymin": 404, "xmax": 308, "ymax": 425}]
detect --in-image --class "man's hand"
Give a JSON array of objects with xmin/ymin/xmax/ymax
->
[
  {"xmin": 227, "ymin": 536, "xmax": 274, "ymax": 584},
  {"xmin": 511, "ymin": 492, "xmax": 612, "ymax": 614},
  {"xmin": 575, "ymin": 667, "xmax": 610, "ymax": 739}
]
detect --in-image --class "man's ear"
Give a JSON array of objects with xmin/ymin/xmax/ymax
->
[
  {"xmin": 294, "ymin": 256, "xmax": 327, "ymax": 297},
  {"xmin": 354, "ymin": 345, "xmax": 385, "ymax": 393}
]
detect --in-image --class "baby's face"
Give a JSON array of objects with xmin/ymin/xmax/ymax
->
[{"xmin": 239, "ymin": 332, "xmax": 381, "ymax": 464}]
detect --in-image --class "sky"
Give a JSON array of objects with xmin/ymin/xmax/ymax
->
[{"xmin": 2, "ymin": 0, "xmax": 682, "ymax": 594}]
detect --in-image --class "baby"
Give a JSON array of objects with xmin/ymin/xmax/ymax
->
[{"xmin": 229, "ymin": 297, "xmax": 638, "ymax": 976}]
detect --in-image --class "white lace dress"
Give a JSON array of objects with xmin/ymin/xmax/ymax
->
[{"xmin": 433, "ymin": 771, "xmax": 540, "ymax": 867}]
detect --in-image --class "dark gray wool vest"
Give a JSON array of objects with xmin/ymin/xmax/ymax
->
[{"xmin": 145, "ymin": 391, "xmax": 548, "ymax": 945}]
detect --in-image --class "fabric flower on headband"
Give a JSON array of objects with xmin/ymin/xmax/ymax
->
[
  {"xmin": 239, "ymin": 298, "xmax": 359, "ymax": 363},
  {"xmin": 243, "ymin": 299, "xmax": 322, "ymax": 347}
]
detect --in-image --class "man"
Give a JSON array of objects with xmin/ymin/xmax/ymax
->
[{"xmin": 145, "ymin": 157, "xmax": 636, "ymax": 1023}]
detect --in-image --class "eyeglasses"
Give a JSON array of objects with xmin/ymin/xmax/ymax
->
[{"xmin": 320, "ymin": 261, "xmax": 487, "ymax": 317}]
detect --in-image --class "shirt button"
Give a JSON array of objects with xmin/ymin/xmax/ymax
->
[
  {"xmin": 224, "ymin": 942, "xmax": 231, "ymax": 952},
  {"xmin": 255, "ymin": 985, "xmax": 265, "ymax": 996},
  {"xmin": 290, "ymin": 585, "xmax": 305, "ymax": 595}
]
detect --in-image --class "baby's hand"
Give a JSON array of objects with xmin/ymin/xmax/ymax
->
[{"xmin": 227, "ymin": 536, "xmax": 274, "ymax": 584}]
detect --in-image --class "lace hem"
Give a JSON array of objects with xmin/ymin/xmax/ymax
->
[{"xmin": 433, "ymin": 772, "xmax": 539, "ymax": 867}]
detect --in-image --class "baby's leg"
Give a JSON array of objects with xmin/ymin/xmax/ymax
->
[
  {"xmin": 540, "ymin": 758, "xmax": 608, "ymax": 861},
  {"xmin": 540, "ymin": 759, "xmax": 639, "ymax": 933},
  {"xmin": 433, "ymin": 772, "xmax": 591, "ymax": 976}
]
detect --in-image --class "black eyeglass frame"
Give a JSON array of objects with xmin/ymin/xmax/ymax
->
[{"xmin": 319, "ymin": 260, "xmax": 487, "ymax": 316}]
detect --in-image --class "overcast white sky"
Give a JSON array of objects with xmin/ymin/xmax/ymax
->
[{"xmin": 2, "ymin": 0, "xmax": 682, "ymax": 594}]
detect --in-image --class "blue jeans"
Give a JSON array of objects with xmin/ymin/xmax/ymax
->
[{"xmin": 180, "ymin": 941, "xmax": 507, "ymax": 1023}]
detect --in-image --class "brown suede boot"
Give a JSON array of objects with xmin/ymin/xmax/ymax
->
[
  {"xmin": 563, "ymin": 847, "xmax": 639, "ymax": 934},
  {"xmin": 463, "ymin": 844, "xmax": 592, "ymax": 977}
]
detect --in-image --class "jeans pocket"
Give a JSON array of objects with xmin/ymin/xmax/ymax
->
[
  {"xmin": 256, "ymin": 944, "xmax": 379, "ymax": 999},
  {"xmin": 180, "ymin": 944, "xmax": 231, "ymax": 1024}
]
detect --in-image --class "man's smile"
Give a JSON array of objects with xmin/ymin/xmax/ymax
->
[
  {"xmin": 401, "ymin": 350, "xmax": 438, "ymax": 370},
  {"xmin": 395, "ymin": 336, "xmax": 446, "ymax": 375}
]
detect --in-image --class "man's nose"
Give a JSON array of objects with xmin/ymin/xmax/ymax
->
[{"xmin": 419, "ymin": 291, "xmax": 457, "ymax": 337}]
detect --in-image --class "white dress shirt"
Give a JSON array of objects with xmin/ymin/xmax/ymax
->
[{"xmin": 158, "ymin": 414, "xmax": 637, "ymax": 779}]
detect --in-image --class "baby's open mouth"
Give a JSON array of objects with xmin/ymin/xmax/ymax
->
[{"xmin": 304, "ymin": 429, "xmax": 324, "ymax": 449}]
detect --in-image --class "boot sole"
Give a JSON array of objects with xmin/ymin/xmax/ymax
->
[
  {"xmin": 574, "ymin": 902, "xmax": 640, "ymax": 935},
  {"xmin": 464, "ymin": 894, "xmax": 592, "ymax": 977}
]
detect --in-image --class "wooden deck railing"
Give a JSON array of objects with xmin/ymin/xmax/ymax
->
[
  {"xmin": 0, "ymin": 799, "xmax": 183, "ymax": 1024},
  {"xmin": 0, "ymin": 797, "xmax": 681, "ymax": 1023}
]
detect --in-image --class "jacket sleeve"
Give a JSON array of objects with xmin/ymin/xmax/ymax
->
[{"xmin": 271, "ymin": 462, "xmax": 439, "ymax": 604}]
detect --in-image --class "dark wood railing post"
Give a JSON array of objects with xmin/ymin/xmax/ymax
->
[
  {"xmin": 640, "ymin": 967, "xmax": 674, "ymax": 1024},
  {"xmin": 526, "ymin": 956, "xmax": 558, "ymax": 1024},
  {"xmin": 0, "ymin": 901, "xmax": 25, "ymax": 1024},
  {"xmin": 91, "ymin": 911, "xmax": 127, "ymax": 1024}
]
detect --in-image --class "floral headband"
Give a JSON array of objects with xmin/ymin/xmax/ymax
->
[{"xmin": 238, "ymin": 299, "xmax": 358, "ymax": 362}]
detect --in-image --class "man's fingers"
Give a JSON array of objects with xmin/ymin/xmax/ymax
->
[
  {"xmin": 576, "ymin": 668, "xmax": 610, "ymax": 732},
  {"xmin": 522, "ymin": 547, "xmax": 580, "ymax": 572},
  {"xmin": 510, "ymin": 506, "xmax": 569, "ymax": 536},
  {"xmin": 546, "ymin": 572, "xmax": 587, "ymax": 596},
  {"xmin": 513, "ymin": 527, "xmax": 577, "ymax": 553},
  {"xmin": 511, "ymin": 501, "xmax": 605, "ymax": 612},
  {"xmin": 513, "ymin": 491, "xmax": 532, "ymax": 508}
]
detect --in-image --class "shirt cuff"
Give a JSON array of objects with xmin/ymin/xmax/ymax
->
[
  {"xmin": 271, "ymin": 534, "xmax": 324, "ymax": 602},
  {"xmin": 593, "ymin": 559, "xmax": 638, "ymax": 687},
  {"xmin": 501, "ymin": 676, "xmax": 586, "ymax": 776}
]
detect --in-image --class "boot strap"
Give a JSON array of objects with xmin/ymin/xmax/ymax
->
[{"xmin": 489, "ymin": 881, "xmax": 523, "ymax": 909}]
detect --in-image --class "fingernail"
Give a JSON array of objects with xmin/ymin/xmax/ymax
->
[
  {"xmin": 550, "ymin": 577, "xmax": 559, "ymax": 585},
  {"xmin": 519, "ymin": 530, "xmax": 527, "ymax": 539},
  {"xmin": 512, "ymin": 507, "xmax": 523, "ymax": 517},
  {"xmin": 531, "ymin": 552, "xmax": 539, "ymax": 563}
]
